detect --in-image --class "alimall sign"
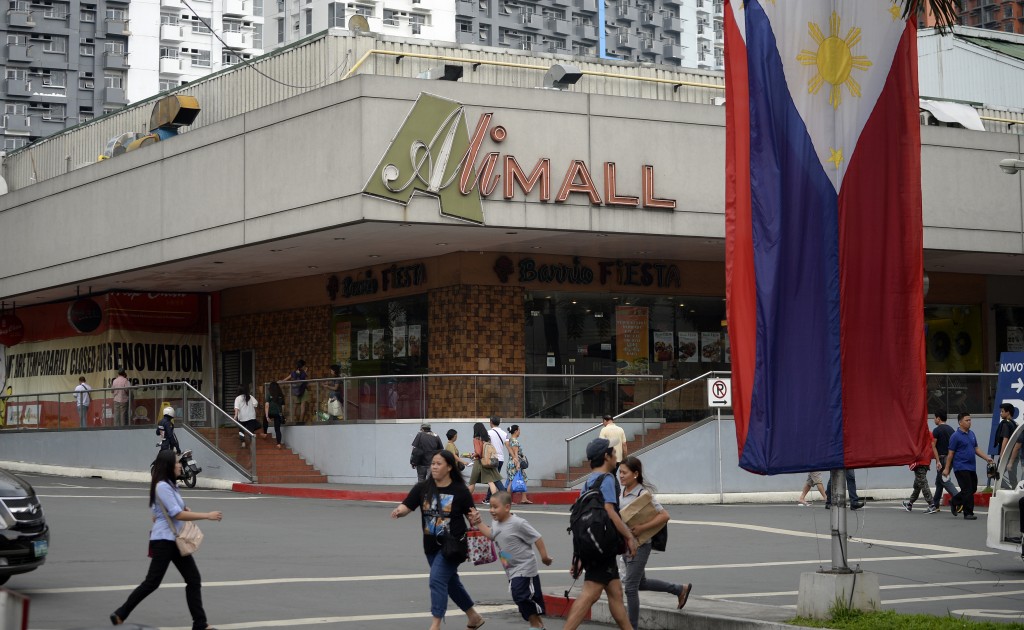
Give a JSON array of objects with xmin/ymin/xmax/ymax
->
[{"xmin": 363, "ymin": 93, "xmax": 676, "ymax": 225}]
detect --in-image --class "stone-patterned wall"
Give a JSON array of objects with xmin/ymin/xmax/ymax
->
[
  {"xmin": 428, "ymin": 285, "xmax": 525, "ymax": 417},
  {"xmin": 220, "ymin": 305, "xmax": 332, "ymax": 412}
]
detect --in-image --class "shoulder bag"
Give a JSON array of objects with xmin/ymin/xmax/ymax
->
[
  {"xmin": 518, "ymin": 447, "xmax": 529, "ymax": 470},
  {"xmin": 157, "ymin": 494, "xmax": 204, "ymax": 556},
  {"xmin": 481, "ymin": 442, "xmax": 499, "ymax": 469}
]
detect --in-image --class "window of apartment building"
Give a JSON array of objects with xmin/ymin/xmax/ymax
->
[
  {"xmin": 42, "ymin": 2, "xmax": 69, "ymax": 19},
  {"xmin": 305, "ymin": 8, "xmax": 312, "ymax": 33},
  {"xmin": 160, "ymin": 14, "xmax": 179, "ymax": 24},
  {"xmin": 160, "ymin": 46, "xmax": 179, "ymax": 58},
  {"xmin": 6, "ymin": 69, "xmax": 28, "ymax": 80},
  {"xmin": 1006, "ymin": 21, "xmax": 1016, "ymax": 32},
  {"xmin": 11, "ymin": 0, "xmax": 30, "ymax": 11},
  {"xmin": 105, "ymin": 7, "xmax": 126, "ymax": 20},
  {"xmin": 1004, "ymin": 4, "xmax": 1013, "ymax": 18},
  {"xmin": 79, "ymin": 73, "xmax": 94, "ymax": 89},
  {"xmin": 43, "ymin": 103, "xmax": 65, "ymax": 120},
  {"xmin": 277, "ymin": 0, "xmax": 284, "ymax": 12},
  {"xmin": 191, "ymin": 18, "xmax": 211, "ymax": 34},
  {"xmin": 192, "ymin": 49, "xmax": 211, "ymax": 67},
  {"xmin": 104, "ymin": 40, "xmax": 125, "ymax": 54},
  {"xmin": 457, "ymin": 19, "xmax": 471, "ymax": 32},
  {"xmin": 80, "ymin": 37, "xmax": 95, "ymax": 55},
  {"xmin": 159, "ymin": 80, "xmax": 175, "ymax": 91},
  {"xmin": 327, "ymin": 2, "xmax": 345, "ymax": 27},
  {"xmin": 478, "ymin": 24, "xmax": 488, "ymax": 41},
  {"xmin": 293, "ymin": 18, "xmax": 300, "ymax": 32},
  {"xmin": 4, "ymin": 138, "xmax": 28, "ymax": 151},
  {"xmin": 103, "ymin": 107, "xmax": 119, "ymax": 114},
  {"xmin": 104, "ymin": 72, "xmax": 123, "ymax": 89},
  {"xmin": 80, "ymin": 7, "xmax": 96, "ymax": 21},
  {"xmin": 277, "ymin": 17, "xmax": 285, "ymax": 42},
  {"xmin": 223, "ymin": 18, "xmax": 242, "ymax": 32},
  {"xmin": 8, "ymin": 34, "xmax": 28, "ymax": 45},
  {"xmin": 501, "ymin": 1, "xmax": 514, "ymax": 15},
  {"xmin": 253, "ymin": 0, "xmax": 263, "ymax": 16},
  {"xmin": 35, "ymin": 35, "xmax": 67, "ymax": 54},
  {"xmin": 350, "ymin": 3, "xmax": 373, "ymax": 17},
  {"xmin": 409, "ymin": 13, "xmax": 425, "ymax": 34},
  {"xmin": 4, "ymin": 103, "xmax": 27, "ymax": 115},
  {"xmin": 384, "ymin": 9, "xmax": 399, "ymax": 25},
  {"xmin": 40, "ymin": 69, "xmax": 65, "ymax": 86},
  {"xmin": 253, "ymin": 23, "xmax": 263, "ymax": 47}
]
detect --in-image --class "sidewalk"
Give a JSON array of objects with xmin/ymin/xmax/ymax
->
[{"xmin": 231, "ymin": 481, "xmax": 582, "ymax": 504}]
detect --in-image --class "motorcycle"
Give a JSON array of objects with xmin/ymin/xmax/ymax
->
[{"xmin": 152, "ymin": 447, "xmax": 203, "ymax": 488}]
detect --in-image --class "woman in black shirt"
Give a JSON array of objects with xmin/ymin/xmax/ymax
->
[{"xmin": 391, "ymin": 449, "xmax": 485, "ymax": 630}]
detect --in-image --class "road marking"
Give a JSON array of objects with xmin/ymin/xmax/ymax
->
[
  {"xmin": 950, "ymin": 609, "xmax": 1024, "ymax": 620},
  {"xmin": 36, "ymin": 494, "xmax": 262, "ymax": 500},
  {"xmin": 702, "ymin": 580, "xmax": 1024, "ymax": 600},
  {"xmin": 159, "ymin": 604, "xmax": 519, "ymax": 629}
]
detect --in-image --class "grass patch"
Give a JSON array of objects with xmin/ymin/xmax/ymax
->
[{"xmin": 789, "ymin": 609, "xmax": 1024, "ymax": 630}]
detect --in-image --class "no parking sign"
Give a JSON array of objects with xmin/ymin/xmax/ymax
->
[{"xmin": 707, "ymin": 378, "xmax": 732, "ymax": 408}]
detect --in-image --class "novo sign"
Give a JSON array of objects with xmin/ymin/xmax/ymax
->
[{"xmin": 363, "ymin": 93, "xmax": 676, "ymax": 225}]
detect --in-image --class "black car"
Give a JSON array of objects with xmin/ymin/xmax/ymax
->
[{"xmin": 0, "ymin": 469, "xmax": 49, "ymax": 584}]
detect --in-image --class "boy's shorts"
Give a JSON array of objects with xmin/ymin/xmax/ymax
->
[
  {"xmin": 509, "ymin": 575, "xmax": 546, "ymax": 621},
  {"xmin": 806, "ymin": 471, "xmax": 823, "ymax": 485},
  {"xmin": 583, "ymin": 556, "xmax": 620, "ymax": 585}
]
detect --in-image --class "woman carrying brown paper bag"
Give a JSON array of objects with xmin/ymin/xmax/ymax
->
[
  {"xmin": 111, "ymin": 450, "xmax": 223, "ymax": 629},
  {"xmin": 618, "ymin": 456, "xmax": 692, "ymax": 630}
]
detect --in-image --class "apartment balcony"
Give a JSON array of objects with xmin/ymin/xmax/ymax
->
[
  {"xmin": 531, "ymin": 41, "xmax": 556, "ymax": 53},
  {"xmin": 160, "ymin": 24, "xmax": 187, "ymax": 41},
  {"xmin": 223, "ymin": 0, "xmax": 249, "ymax": 16},
  {"xmin": 455, "ymin": 0, "xmax": 474, "ymax": 15},
  {"xmin": 160, "ymin": 57, "xmax": 185, "ymax": 74},
  {"xmin": 617, "ymin": 33, "xmax": 638, "ymax": 49},
  {"xmin": 546, "ymin": 17, "xmax": 571, "ymax": 35},
  {"xmin": 105, "ymin": 18, "xmax": 130, "ymax": 35},
  {"xmin": 8, "ymin": 9, "xmax": 36, "ymax": 27},
  {"xmin": 160, "ymin": 0, "xmax": 185, "ymax": 7},
  {"xmin": 223, "ymin": 30, "xmax": 252, "ymax": 48},
  {"xmin": 6, "ymin": 43, "xmax": 32, "ymax": 63},
  {"xmin": 615, "ymin": 5, "xmax": 638, "ymax": 21},
  {"xmin": 5, "ymin": 79, "xmax": 33, "ymax": 97},
  {"xmin": 3, "ymin": 115, "xmax": 31, "ymax": 133},
  {"xmin": 104, "ymin": 51, "xmax": 128, "ymax": 69},
  {"xmin": 663, "ymin": 43, "xmax": 683, "ymax": 59},
  {"xmin": 639, "ymin": 38, "xmax": 655, "ymax": 51},
  {"xmin": 574, "ymin": 0, "xmax": 597, "ymax": 13},
  {"xmin": 714, "ymin": 28, "xmax": 723, "ymax": 42},
  {"xmin": 663, "ymin": 0, "xmax": 682, "ymax": 8},
  {"xmin": 662, "ymin": 15, "xmax": 683, "ymax": 33},
  {"xmin": 104, "ymin": 87, "xmax": 127, "ymax": 105},
  {"xmin": 552, "ymin": 0, "xmax": 571, "ymax": 7},
  {"xmin": 575, "ymin": 23, "xmax": 598, "ymax": 39},
  {"xmin": 519, "ymin": 12, "xmax": 541, "ymax": 28}
]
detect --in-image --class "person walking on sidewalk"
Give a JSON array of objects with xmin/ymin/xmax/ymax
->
[
  {"xmin": 599, "ymin": 414, "xmax": 628, "ymax": 464},
  {"xmin": 797, "ymin": 471, "xmax": 826, "ymax": 506},
  {"xmin": 825, "ymin": 470, "xmax": 863, "ymax": 510},
  {"xmin": 618, "ymin": 456, "xmax": 691, "ymax": 630},
  {"xmin": 930, "ymin": 410, "xmax": 958, "ymax": 512},
  {"xmin": 901, "ymin": 450, "xmax": 934, "ymax": 513},
  {"xmin": 411, "ymin": 423, "xmax": 443, "ymax": 482},
  {"xmin": 486, "ymin": 416, "xmax": 509, "ymax": 503},
  {"xmin": 469, "ymin": 421, "xmax": 504, "ymax": 501},
  {"xmin": 942, "ymin": 412, "xmax": 995, "ymax": 520}
]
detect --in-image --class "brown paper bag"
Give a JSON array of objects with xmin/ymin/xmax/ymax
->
[{"xmin": 620, "ymin": 492, "xmax": 661, "ymax": 546}]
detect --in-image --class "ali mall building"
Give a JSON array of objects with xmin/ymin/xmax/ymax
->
[{"xmin": 0, "ymin": 28, "xmax": 1023, "ymax": 489}]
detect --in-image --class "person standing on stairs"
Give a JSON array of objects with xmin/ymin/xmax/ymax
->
[
  {"xmin": 233, "ymin": 384, "xmax": 263, "ymax": 448},
  {"xmin": 599, "ymin": 414, "xmax": 628, "ymax": 465},
  {"xmin": 264, "ymin": 381, "xmax": 286, "ymax": 449}
]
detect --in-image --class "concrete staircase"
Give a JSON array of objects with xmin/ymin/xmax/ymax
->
[
  {"xmin": 196, "ymin": 427, "xmax": 327, "ymax": 484},
  {"xmin": 540, "ymin": 420, "xmax": 696, "ymax": 488}
]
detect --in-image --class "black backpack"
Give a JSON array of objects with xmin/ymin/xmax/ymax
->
[{"xmin": 568, "ymin": 473, "xmax": 622, "ymax": 565}]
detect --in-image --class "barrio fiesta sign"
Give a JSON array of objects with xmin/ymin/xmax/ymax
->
[{"xmin": 363, "ymin": 93, "xmax": 676, "ymax": 225}]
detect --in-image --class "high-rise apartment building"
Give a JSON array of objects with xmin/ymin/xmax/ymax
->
[
  {"xmin": 1, "ymin": 0, "xmax": 264, "ymax": 152},
  {"xmin": 918, "ymin": 0, "xmax": 1024, "ymax": 34},
  {"xmin": 265, "ymin": 0, "xmax": 455, "ymax": 48}
]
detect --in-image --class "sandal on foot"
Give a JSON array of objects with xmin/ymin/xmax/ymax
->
[
  {"xmin": 467, "ymin": 620, "xmax": 486, "ymax": 629},
  {"xmin": 677, "ymin": 583, "xmax": 692, "ymax": 609}
]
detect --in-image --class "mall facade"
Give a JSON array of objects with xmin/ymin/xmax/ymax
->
[{"xmin": 1, "ymin": 30, "xmax": 1023, "ymax": 428}]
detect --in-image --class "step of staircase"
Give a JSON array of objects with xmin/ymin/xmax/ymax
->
[{"xmin": 194, "ymin": 427, "xmax": 327, "ymax": 484}]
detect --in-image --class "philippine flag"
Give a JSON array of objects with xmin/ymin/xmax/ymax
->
[{"xmin": 725, "ymin": 1, "xmax": 932, "ymax": 475}]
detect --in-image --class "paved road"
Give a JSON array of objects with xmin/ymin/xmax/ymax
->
[{"xmin": 12, "ymin": 474, "xmax": 1024, "ymax": 629}]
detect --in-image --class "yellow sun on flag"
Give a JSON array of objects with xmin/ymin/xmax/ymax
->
[{"xmin": 796, "ymin": 12, "xmax": 873, "ymax": 110}]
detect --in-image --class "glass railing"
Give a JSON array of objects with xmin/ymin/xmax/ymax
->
[
  {"xmin": 262, "ymin": 374, "xmax": 665, "ymax": 423},
  {"xmin": 926, "ymin": 373, "xmax": 999, "ymax": 417}
]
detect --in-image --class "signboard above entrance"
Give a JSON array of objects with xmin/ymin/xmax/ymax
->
[{"xmin": 363, "ymin": 93, "xmax": 677, "ymax": 225}]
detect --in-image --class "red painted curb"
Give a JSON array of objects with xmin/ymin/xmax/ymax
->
[
  {"xmin": 543, "ymin": 593, "xmax": 587, "ymax": 620},
  {"xmin": 231, "ymin": 483, "xmax": 580, "ymax": 505},
  {"xmin": 940, "ymin": 492, "xmax": 992, "ymax": 508}
]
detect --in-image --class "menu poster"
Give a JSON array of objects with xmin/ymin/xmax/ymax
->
[
  {"xmin": 408, "ymin": 325, "xmax": 422, "ymax": 358},
  {"xmin": 357, "ymin": 330, "xmax": 370, "ymax": 360},
  {"xmin": 1008, "ymin": 326, "xmax": 1024, "ymax": 352},
  {"xmin": 371, "ymin": 329, "xmax": 385, "ymax": 360},
  {"xmin": 723, "ymin": 333, "xmax": 731, "ymax": 364},
  {"xmin": 615, "ymin": 306, "xmax": 650, "ymax": 375},
  {"xmin": 677, "ymin": 332, "xmax": 699, "ymax": 363},
  {"xmin": 700, "ymin": 332, "xmax": 722, "ymax": 363},
  {"xmin": 653, "ymin": 331, "xmax": 674, "ymax": 362},
  {"xmin": 393, "ymin": 325, "xmax": 407, "ymax": 358}
]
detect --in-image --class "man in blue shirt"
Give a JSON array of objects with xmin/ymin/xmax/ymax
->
[
  {"xmin": 563, "ymin": 437, "xmax": 637, "ymax": 630},
  {"xmin": 941, "ymin": 412, "xmax": 994, "ymax": 520}
]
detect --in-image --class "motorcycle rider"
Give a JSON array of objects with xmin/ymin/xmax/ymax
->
[{"xmin": 157, "ymin": 407, "xmax": 181, "ymax": 455}]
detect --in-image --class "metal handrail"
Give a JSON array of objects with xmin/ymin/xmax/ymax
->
[
  {"xmin": 563, "ymin": 370, "xmax": 722, "ymax": 482},
  {"xmin": 526, "ymin": 376, "xmax": 622, "ymax": 419}
]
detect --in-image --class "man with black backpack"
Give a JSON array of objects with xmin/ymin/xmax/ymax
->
[{"xmin": 564, "ymin": 437, "xmax": 637, "ymax": 630}]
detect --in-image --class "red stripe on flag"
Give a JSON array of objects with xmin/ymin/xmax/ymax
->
[
  {"xmin": 838, "ymin": 22, "xmax": 931, "ymax": 469},
  {"xmin": 724, "ymin": 2, "xmax": 756, "ymax": 456}
]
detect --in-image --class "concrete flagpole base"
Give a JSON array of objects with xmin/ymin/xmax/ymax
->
[{"xmin": 796, "ymin": 570, "xmax": 880, "ymax": 619}]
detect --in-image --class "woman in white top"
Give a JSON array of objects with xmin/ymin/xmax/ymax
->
[
  {"xmin": 618, "ymin": 456, "xmax": 692, "ymax": 630},
  {"xmin": 233, "ymin": 385, "xmax": 263, "ymax": 447},
  {"xmin": 111, "ymin": 449, "xmax": 223, "ymax": 629}
]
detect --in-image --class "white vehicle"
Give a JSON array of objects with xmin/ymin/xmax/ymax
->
[{"xmin": 987, "ymin": 418, "xmax": 1024, "ymax": 557}]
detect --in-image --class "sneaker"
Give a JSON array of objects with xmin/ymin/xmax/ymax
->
[
  {"xmin": 902, "ymin": 500, "xmax": 912, "ymax": 512},
  {"xmin": 964, "ymin": 514, "xmax": 978, "ymax": 520},
  {"xmin": 926, "ymin": 505, "xmax": 939, "ymax": 514},
  {"xmin": 850, "ymin": 499, "xmax": 865, "ymax": 511}
]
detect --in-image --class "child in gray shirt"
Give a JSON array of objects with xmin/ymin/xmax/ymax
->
[{"xmin": 472, "ymin": 491, "xmax": 553, "ymax": 630}]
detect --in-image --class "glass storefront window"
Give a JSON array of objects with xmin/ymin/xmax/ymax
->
[
  {"xmin": 995, "ymin": 304, "xmax": 1024, "ymax": 354},
  {"xmin": 331, "ymin": 295, "xmax": 428, "ymax": 377},
  {"xmin": 924, "ymin": 304, "xmax": 982, "ymax": 373},
  {"xmin": 524, "ymin": 291, "xmax": 729, "ymax": 379}
]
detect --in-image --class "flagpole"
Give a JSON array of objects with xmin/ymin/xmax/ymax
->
[{"xmin": 829, "ymin": 468, "xmax": 850, "ymax": 572}]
